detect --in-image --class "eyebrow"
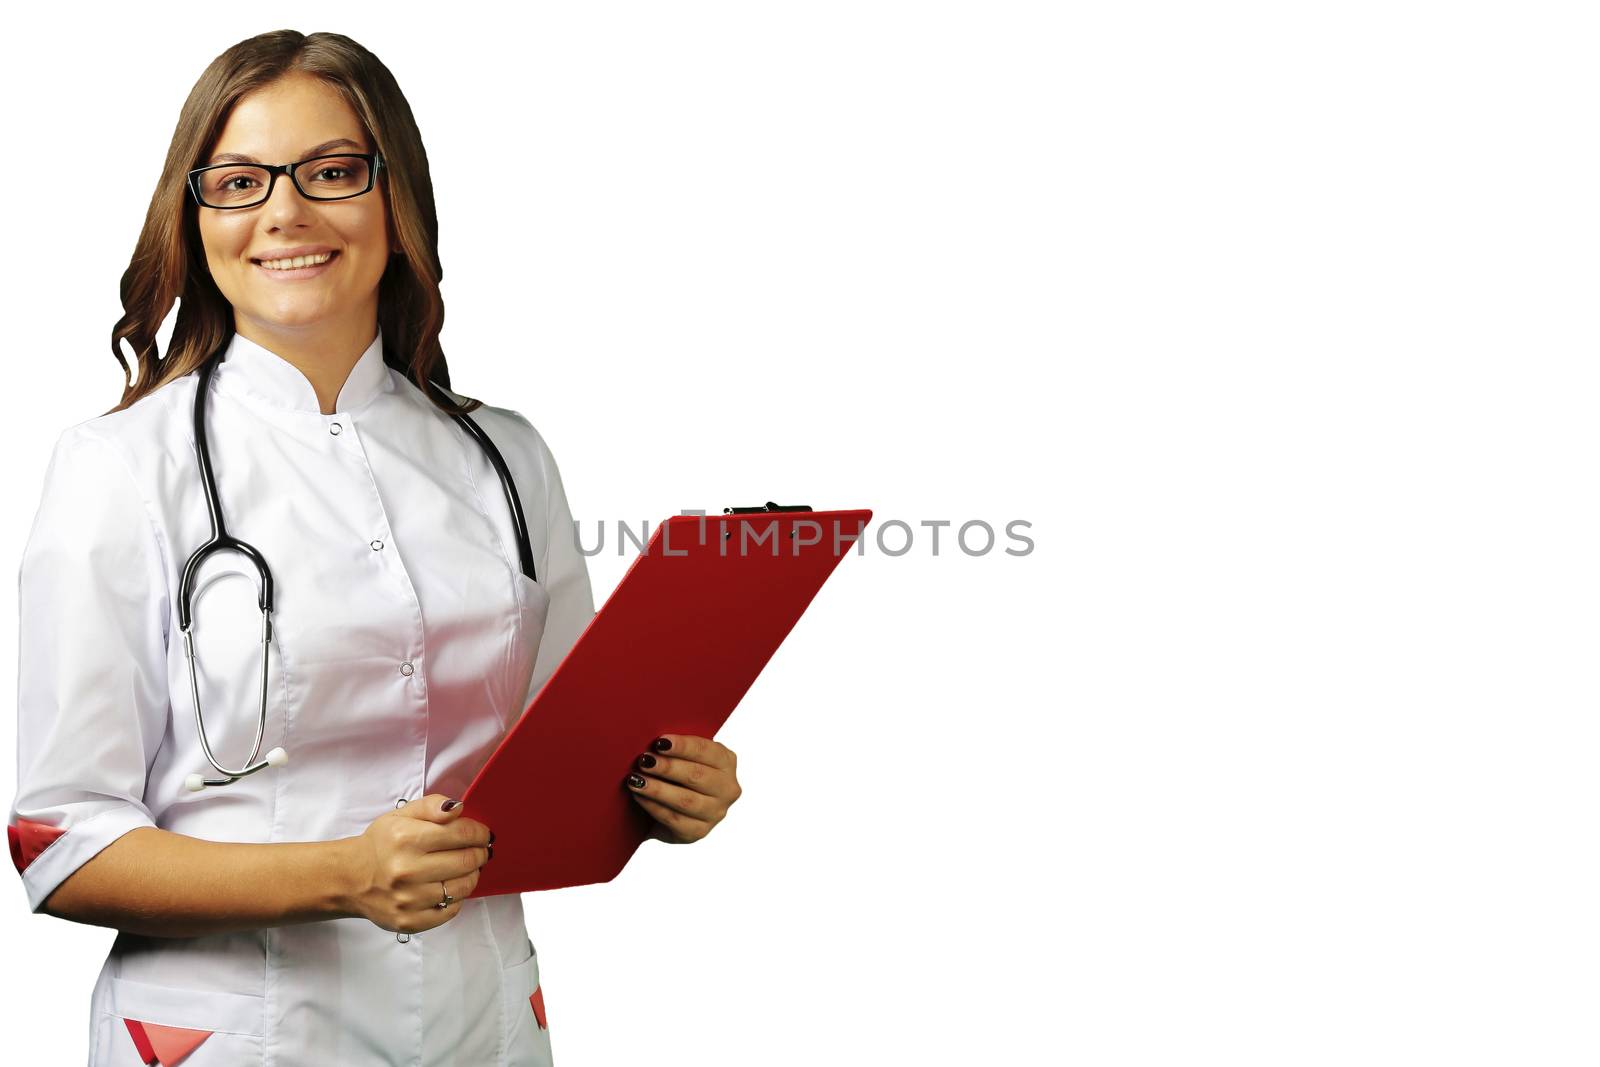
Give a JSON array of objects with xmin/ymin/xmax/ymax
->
[{"xmin": 206, "ymin": 138, "xmax": 368, "ymax": 165}]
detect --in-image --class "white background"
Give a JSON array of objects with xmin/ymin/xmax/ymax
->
[{"xmin": 1, "ymin": 3, "xmax": 1594, "ymax": 1064}]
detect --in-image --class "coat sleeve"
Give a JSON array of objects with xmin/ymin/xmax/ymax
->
[
  {"xmin": 514, "ymin": 416, "xmax": 596, "ymax": 709},
  {"xmin": 8, "ymin": 425, "xmax": 170, "ymax": 914}
]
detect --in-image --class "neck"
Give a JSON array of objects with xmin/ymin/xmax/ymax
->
[{"xmin": 233, "ymin": 310, "xmax": 379, "ymax": 415}]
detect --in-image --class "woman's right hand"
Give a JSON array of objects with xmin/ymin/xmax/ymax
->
[{"xmin": 340, "ymin": 794, "xmax": 493, "ymax": 934}]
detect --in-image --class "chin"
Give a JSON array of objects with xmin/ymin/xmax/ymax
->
[
  {"xmin": 254, "ymin": 297, "xmax": 340, "ymax": 326},
  {"xmin": 232, "ymin": 311, "xmax": 314, "ymax": 336}
]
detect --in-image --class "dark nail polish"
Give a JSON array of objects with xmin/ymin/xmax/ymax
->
[
  {"xmin": 486, "ymin": 844, "xmax": 494, "ymax": 862},
  {"xmin": 442, "ymin": 799, "xmax": 460, "ymax": 811},
  {"xmin": 488, "ymin": 831, "xmax": 496, "ymax": 845},
  {"xmin": 626, "ymin": 773, "xmax": 646, "ymax": 789},
  {"xmin": 652, "ymin": 737, "xmax": 672, "ymax": 752},
  {"xmin": 637, "ymin": 753, "xmax": 656, "ymax": 769}
]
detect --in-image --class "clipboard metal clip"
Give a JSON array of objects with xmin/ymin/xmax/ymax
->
[{"xmin": 723, "ymin": 501, "xmax": 812, "ymax": 515}]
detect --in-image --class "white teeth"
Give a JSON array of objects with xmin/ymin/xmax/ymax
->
[{"xmin": 258, "ymin": 252, "xmax": 333, "ymax": 271}]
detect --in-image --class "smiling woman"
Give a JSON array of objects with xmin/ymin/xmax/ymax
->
[
  {"xmin": 8, "ymin": 26, "xmax": 746, "ymax": 1067},
  {"xmin": 109, "ymin": 32, "xmax": 460, "ymax": 418},
  {"xmin": 191, "ymin": 77, "xmax": 395, "ymax": 409},
  {"xmin": 9, "ymin": 29, "xmax": 586, "ymax": 1067}
]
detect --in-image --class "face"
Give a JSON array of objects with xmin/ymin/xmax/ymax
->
[{"xmin": 195, "ymin": 72, "xmax": 391, "ymax": 343}]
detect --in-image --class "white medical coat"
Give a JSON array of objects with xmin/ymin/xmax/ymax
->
[{"xmin": 7, "ymin": 328, "xmax": 595, "ymax": 1066}]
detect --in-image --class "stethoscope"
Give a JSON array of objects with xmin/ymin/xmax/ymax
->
[{"xmin": 178, "ymin": 338, "xmax": 537, "ymax": 791}]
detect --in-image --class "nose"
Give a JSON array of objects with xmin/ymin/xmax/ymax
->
[{"xmin": 259, "ymin": 167, "xmax": 318, "ymax": 228}]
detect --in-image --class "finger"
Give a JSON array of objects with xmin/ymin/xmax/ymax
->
[
  {"xmin": 400, "ymin": 869, "xmax": 478, "ymax": 912},
  {"xmin": 403, "ymin": 870, "xmax": 470, "ymax": 908},
  {"xmin": 397, "ymin": 794, "xmax": 465, "ymax": 823},
  {"xmin": 439, "ymin": 815, "xmax": 495, "ymax": 852},
  {"xmin": 633, "ymin": 752, "xmax": 733, "ymax": 799},
  {"xmin": 404, "ymin": 842, "xmax": 492, "ymax": 885},
  {"xmin": 650, "ymin": 734, "xmax": 735, "ymax": 772},
  {"xmin": 625, "ymin": 768, "xmax": 721, "ymax": 821},
  {"xmin": 630, "ymin": 791, "xmax": 711, "ymax": 842},
  {"xmin": 446, "ymin": 868, "xmax": 482, "ymax": 902},
  {"xmin": 408, "ymin": 812, "xmax": 493, "ymax": 852}
]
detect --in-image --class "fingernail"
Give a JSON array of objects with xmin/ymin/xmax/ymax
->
[
  {"xmin": 652, "ymin": 737, "xmax": 672, "ymax": 752},
  {"xmin": 442, "ymin": 799, "xmax": 460, "ymax": 811},
  {"xmin": 489, "ymin": 831, "xmax": 496, "ymax": 845},
  {"xmin": 626, "ymin": 773, "xmax": 646, "ymax": 789},
  {"xmin": 636, "ymin": 753, "xmax": 657, "ymax": 769},
  {"xmin": 487, "ymin": 844, "xmax": 494, "ymax": 861}
]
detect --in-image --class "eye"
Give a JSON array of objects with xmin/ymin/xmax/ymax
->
[{"xmin": 206, "ymin": 171, "xmax": 262, "ymax": 192}]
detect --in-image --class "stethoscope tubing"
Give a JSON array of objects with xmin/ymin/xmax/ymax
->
[{"xmin": 178, "ymin": 339, "xmax": 535, "ymax": 790}]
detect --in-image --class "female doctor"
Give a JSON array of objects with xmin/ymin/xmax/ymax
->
[{"xmin": 6, "ymin": 29, "xmax": 742, "ymax": 1067}]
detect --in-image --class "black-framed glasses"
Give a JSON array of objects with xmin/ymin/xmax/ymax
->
[{"xmin": 186, "ymin": 151, "xmax": 385, "ymax": 210}]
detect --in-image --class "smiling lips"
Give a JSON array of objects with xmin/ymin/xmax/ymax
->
[{"xmin": 256, "ymin": 250, "xmax": 337, "ymax": 271}]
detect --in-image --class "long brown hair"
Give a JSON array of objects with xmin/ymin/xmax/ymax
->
[{"xmin": 108, "ymin": 29, "xmax": 480, "ymax": 415}]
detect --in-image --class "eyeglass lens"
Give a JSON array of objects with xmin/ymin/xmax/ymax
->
[{"xmin": 195, "ymin": 155, "xmax": 373, "ymax": 208}]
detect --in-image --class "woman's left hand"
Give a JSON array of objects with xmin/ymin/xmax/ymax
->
[{"xmin": 625, "ymin": 734, "xmax": 741, "ymax": 844}]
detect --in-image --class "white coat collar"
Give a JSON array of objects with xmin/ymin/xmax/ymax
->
[{"xmin": 216, "ymin": 327, "xmax": 394, "ymax": 414}]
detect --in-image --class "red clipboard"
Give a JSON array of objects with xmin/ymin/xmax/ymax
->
[{"xmin": 465, "ymin": 506, "xmax": 872, "ymax": 896}]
